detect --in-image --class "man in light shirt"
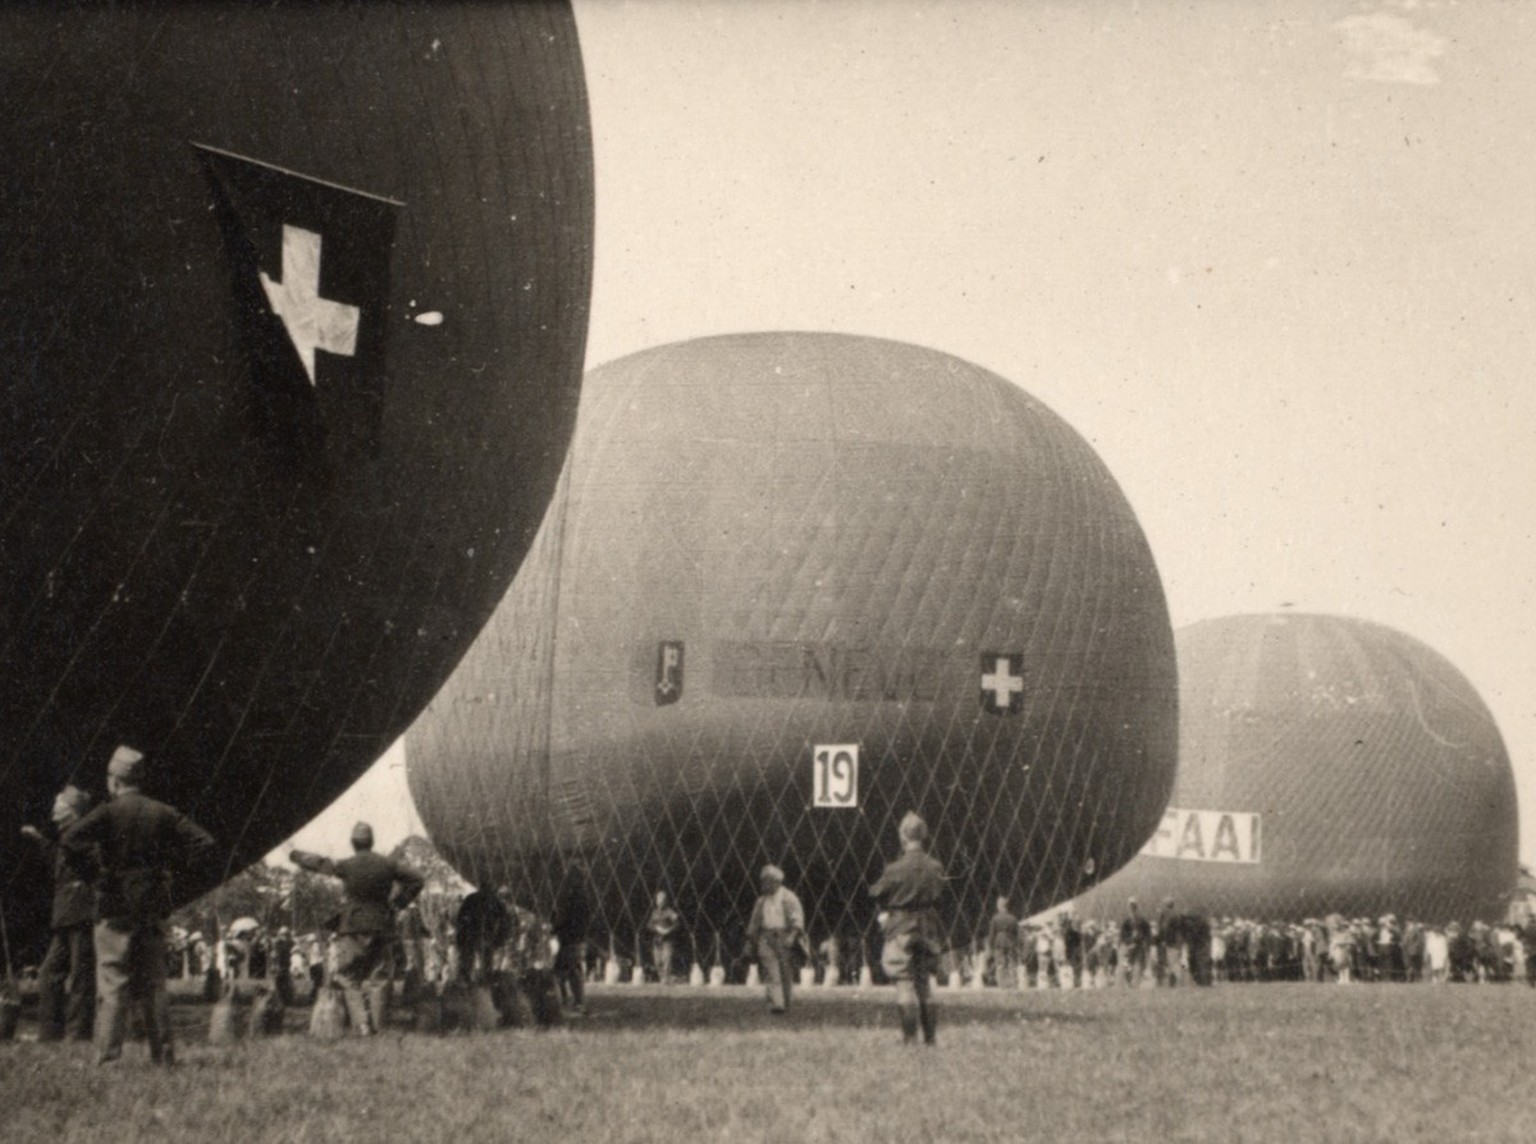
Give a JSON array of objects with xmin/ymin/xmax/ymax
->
[{"xmin": 745, "ymin": 864, "xmax": 806, "ymax": 1013}]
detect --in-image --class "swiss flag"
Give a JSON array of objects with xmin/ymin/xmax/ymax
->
[{"xmin": 195, "ymin": 143, "xmax": 399, "ymax": 466}]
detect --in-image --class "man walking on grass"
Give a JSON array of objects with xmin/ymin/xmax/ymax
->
[{"xmin": 745, "ymin": 864, "xmax": 806, "ymax": 1014}]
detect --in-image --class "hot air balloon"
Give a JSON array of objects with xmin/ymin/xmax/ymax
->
[
  {"xmin": 1070, "ymin": 614, "xmax": 1518, "ymax": 925},
  {"xmin": 407, "ymin": 332, "xmax": 1179, "ymax": 955},
  {"xmin": 0, "ymin": 1, "xmax": 594, "ymax": 956}
]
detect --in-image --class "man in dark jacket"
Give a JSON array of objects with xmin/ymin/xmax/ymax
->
[
  {"xmin": 1153, "ymin": 898, "xmax": 1180, "ymax": 986},
  {"xmin": 1120, "ymin": 898, "xmax": 1151, "ymax": 987},
  {"xmin": 61, "ymin": 745, "xmax": 220, "ymax": 1065},
  {"xmin": 1180, "ymin": 913, "xmax": 1214, "ymax": 986},
  {"xmin": 551, "ymin": 860, "xmax": 591, "ymax": 1014},
  {"xmin": 21, "ymin": 784, "xmax": 97, "ymax": 1041},
  {"xmin": 290, "ymin": 822, "xmax": 423, "ymax": 1035},
  {"xmin": 455, "ymin": 884, "xmax": 516, "ymax": 985}
]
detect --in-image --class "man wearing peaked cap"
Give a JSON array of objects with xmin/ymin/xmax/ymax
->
[
  {"xmin": 744, "ymin": 863, "xmax": 806, "ymax": 1014},
  {"xmin": 870, "ymin": 811, "xmax": 946, "ymax": 1045},
  {"xmin": 61, "ymin": 745, "xmax": 219, "ymax": 1065},
  {"xmin": 290, "ymin": 821, "xmax": 424, "ymax": 1035}
]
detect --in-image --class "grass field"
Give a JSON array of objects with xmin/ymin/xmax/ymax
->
[{"xmin": 2, "ymin": 981, "xmax": 1533, "ymax": 1143}]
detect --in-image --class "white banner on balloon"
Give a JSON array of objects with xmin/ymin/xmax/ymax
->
[{"xmin": 1140, "ymin": 806, "xmax": 1261, "ymax": 864}]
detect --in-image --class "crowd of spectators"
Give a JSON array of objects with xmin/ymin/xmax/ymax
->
[
  {"xmin": 940, "ymin": 901, "xmax": 1536, "ymax": 990},
  {"xmin": 149, "ymin": 899, "xmax": 553, "ymax": 1005},
  {"xmin": 86, "ymin": 897, "xmax": 1536, "ymax": 1000}
]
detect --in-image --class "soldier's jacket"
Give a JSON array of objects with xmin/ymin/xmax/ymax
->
[
  {"xmin": 987, "ymin": 912, "xmax": 1019, "ymax": 952},
  {"xmin": 25, "ymin": 827, "xmax": 95, "ymax": 930},
  {"xmin": 61, "ymin": 791, "xmax": 218, "ymax": 922},
  {"xmin": 871, "ymin": 848, "xmax": 946, "ymax": 950},
  {"xmin": 291, "ymin": 849, "xmax": 424, "ymax": 935}
]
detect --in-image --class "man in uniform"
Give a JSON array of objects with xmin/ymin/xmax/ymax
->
[
  {"xmin": 61, "ymin": 745, "xmax": 219, "ymax": 1065},
  {"xmin": 871, "ymin": 810, "xmax": 946, "ymax": 1045},
  {"xmin": 1181, "ymin": 911, "xmax": 1214, "ymax": 986},
  {"xmin": 454, "ymin": 884, "xmax": 515, "ymax": 985},
  {"xmin": 1153, "ymin": 897, "xmax": 1180, "ymax": 986},
  {"xmin": 987, "ymin": 896, "xmax": 1019, "ymax": 989},
  {"xmin": 290, "ymin": 822, "xmax": 424, "ymax": 1035},
  {"xmin": 394, "ymin": 903, "xmax": 428, "ymax": 1004},
  {"xmin": 1119, "ymin": 897, "xmax": 1151, "ymax": 987},
  {"xmin": 646, "ymin": 890, "xmax": 681, "ymax": 984},
  {"xmin": 744, "ymin": 864, "xmax": 806, "ymax": 1014},
  {"xmin": 21, "ymin": 784, "xmax": 97, "ymax": 1041},
  {"xmin": 552, "ymin": 859, "xmax": 591, "ymax": 1015}
]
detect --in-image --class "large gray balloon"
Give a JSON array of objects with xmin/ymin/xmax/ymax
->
[{"xmin": 408, "ymin": 332, "xmax": 1178, "ymax": 950}]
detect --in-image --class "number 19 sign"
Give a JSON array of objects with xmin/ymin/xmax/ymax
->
[{"xmin": 813, "ymin": 744, "xmax": 860, "ymax": 807}]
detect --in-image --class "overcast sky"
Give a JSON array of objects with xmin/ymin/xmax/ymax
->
[{"xmin": 280, "ymin": 0, "xmax": 1536, "ymax": 870}]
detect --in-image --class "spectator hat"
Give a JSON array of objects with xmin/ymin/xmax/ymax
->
[{"xmin": 107, "ymin": 744, "xmax": 146, "ymax": 783}]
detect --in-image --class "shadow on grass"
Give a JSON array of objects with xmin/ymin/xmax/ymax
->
[
  {"xmin": 572, "ymin": 985, "xmax": 1101, "ymax": 1033},
  {"xmin": 8, "ymin": 979, "xmax": 1097, "ymax": 1045}
]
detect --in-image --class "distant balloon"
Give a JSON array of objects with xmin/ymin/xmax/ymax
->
[
  {"xmin": 408, "ymin": 333, "xmax": 1178, "ymax": 948},
  {"xmin": 1071, "ymin": 614, "xmax": 1518, "ymax": 925}
]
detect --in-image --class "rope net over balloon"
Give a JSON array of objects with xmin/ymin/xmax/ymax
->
[{"xmin": 407, "ymin": 333, "xmax": 1180, "ymax": 969}]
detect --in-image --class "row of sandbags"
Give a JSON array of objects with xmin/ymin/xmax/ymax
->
[{"xmin": 207, "ymin": 969, "xmax": 562, "ymax": 1043}]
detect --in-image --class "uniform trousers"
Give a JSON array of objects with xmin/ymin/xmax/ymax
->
[
  {"xmin": 38, "ymin": 924, "xmax": 95, "ymax": 1041},
  {"xmin": 94, "ymin": 918, "xmax": 171, "ymax": 1063},
  {"xmin": 992, "ymin": 948, "xmax": 1018, "ymax": 988},
  {"xmin": 334, "ymin": 931, "xmax": 394, "ymax": 1035},
  {"xmin": 553, "ymin": 938, "xmax": 586, "ymax": 1008}
]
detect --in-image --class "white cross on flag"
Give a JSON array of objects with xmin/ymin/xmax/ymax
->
[
  {"xmin": 260, "ymin": 224, "xmax": 360, "ymax": 386},
  {"xmin": 194, "ymin": 143, "xmax": 400, "ymax": 463},
  {"xmin": 979, "ymin": 652, "xmax": 1025, "ymax": 715}
]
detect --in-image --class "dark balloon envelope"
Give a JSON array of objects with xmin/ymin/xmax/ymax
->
[
  {"xmin": 407, "ymin": 332, "xmax": 1179, "ymax": 957},
  {"xmin": 1071, "ymin": 614, "xmax": 1518, "ymax": 925},
  {"xmin": 0, "ymin": 2, "xmax": 593, "ymax": 954}
]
